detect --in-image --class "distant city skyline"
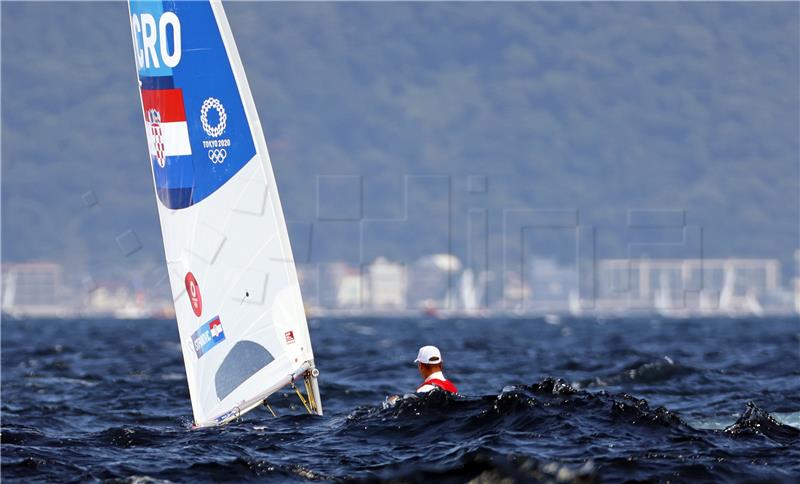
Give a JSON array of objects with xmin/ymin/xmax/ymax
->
[{"xmin": 4, "ymin": 251, "xmax": 798, "ymax": 319}]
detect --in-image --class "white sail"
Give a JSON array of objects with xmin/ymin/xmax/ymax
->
[{"xmin": 127, "ymin": 0, "xmax": 321, "ymax": 426}]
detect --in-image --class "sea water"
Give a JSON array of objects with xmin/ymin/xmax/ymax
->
[{"xmin": 2, "ymin": 316, "xmax": 799, "ymax": 482}]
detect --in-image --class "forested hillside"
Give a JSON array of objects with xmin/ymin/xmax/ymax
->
[{"xmin": 2, "ymin": 2, "xmax": 797, "ymax": 281}]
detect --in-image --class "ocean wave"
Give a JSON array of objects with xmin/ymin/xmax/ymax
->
[
  {"xmin": 341, "ymin": 377, "xmax": 683, "ymax": 441},
  {"xmin": 583, "ymin": 356, "xmax": 694, "ymax": 387},
  {"xmin": 179, "ymin": 458, "xmax": 327, "ymax": 481},
  {"xmin": 0, "ymin": 425, "xmax": 51, "ymax": 447},
  {"xmin": 343, "ymin": 377, "xmax": 798, "ymax": 445},
  {"xmin": 365, "ymin": 449, "xmax": 597, "ymax": 483},
  {"xmin": 92, "ymin": 426, "xmax": 170, "ymax": 448},
  {"xmin": 724, "ymin": 402, "xmax": 800, "ymax": 443}
]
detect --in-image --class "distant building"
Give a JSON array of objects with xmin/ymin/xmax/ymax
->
[
  {"xmin": 296, "ymin": 263, "xmax": 347, "ymax": 310},
  {"xmin": 368, "ymin": 258, "xmax": 406, "ymax": 310},
  {"xmin": 81, "ymin": 281, "xmax": 174, "ymax": 319},
  {"xmin": 86, "ymin": 284, "xmax": 130, "ymax": 316},
  {"xmin": 295, "ymin": 264, "xmax": 321, "ymax": 310},
  {"xmin": 407, "ymin": 254, "xmax": 462, "ymax": 309},
  {"xmin": 596, "ymin": 258, "xmax": 783, "ymax": 316},
  {"xmin": 2, "ymin": 262, "xmax": 72, "ymax": 317},
  {"xmin": 336, "ymin": 269, "xmax": 367, "ymax": 309}
]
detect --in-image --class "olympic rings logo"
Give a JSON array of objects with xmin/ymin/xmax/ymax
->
[
  {"xmin": 208, "ymin": 148, "xmax": 227, "ymax": 164},
  {"xmin": 200, "ymin": 97, "xmax": 227, "ymax": 138}
]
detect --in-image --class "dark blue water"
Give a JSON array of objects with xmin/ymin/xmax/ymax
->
[{"xmin": 2, "ymin": 317, "xmax": 799, "ymax": 482}]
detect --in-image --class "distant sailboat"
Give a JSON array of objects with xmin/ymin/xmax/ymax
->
[
  {"xmin": 460, "ymin": 269, "xmax": 478, "ymax": 313},
  {"xmin": 127, "ymin": 0, "xmax": 322, "ymax": 426},
  {"xmin": 654, "ymin": 271, "xmax": 674, "ymax": 316}
]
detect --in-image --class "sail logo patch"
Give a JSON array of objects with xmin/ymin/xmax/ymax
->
[
  {"xmin": 200, "ymin": 97, "xmax": 231, "ymax": 164},
  {"xmin": 200, "ymin": 98, "xmax": 226, "ymax": 137},
  {"xmin": 184, "ymin": 272, "xmax": 202, "ymax": 317},
  {"xmin": 214, "ymin": 407, "xmax": 239, "ymax": 424},
  {"xmin": 192, "ymin": 316, "xmax": 226, "ymax": 358},
  {"xmin": 285, "ymin": 331, "xmax": 295, "ymax": 344}
]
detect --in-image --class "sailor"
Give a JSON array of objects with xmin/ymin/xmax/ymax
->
[{"xmin": 414, "ymin": 345, "xmax": 458, "ymax": 394}]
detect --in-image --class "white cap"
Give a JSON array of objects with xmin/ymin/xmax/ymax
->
[{"xmin": 414, "ymin": 345, "xmax": 442, "ymax": 364}]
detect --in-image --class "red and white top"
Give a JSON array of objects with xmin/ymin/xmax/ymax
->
[{"xmin": 416, "ymin": 371, "xmax": 458, "ymax": 394}]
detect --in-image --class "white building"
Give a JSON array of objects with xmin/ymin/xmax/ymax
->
[
  {"xmin": 2, "ymin": 262, "xmax": 72, "ymax": 317},
  {"xmin": 368, "ymin": 258, "xmax": 406, "ymax": 310},
  {"xmin": 336, "ymin": 271, "xmax": 367, "ymax": 309}
]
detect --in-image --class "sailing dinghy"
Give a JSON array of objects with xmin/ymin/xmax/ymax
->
[{"xmin": 127, "ymin": 0, "xmax": 322, "ymax": 426}]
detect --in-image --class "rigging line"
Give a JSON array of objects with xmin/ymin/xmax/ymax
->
[
  {"xmin": 304, "ymin": 374, "xmax": 318, "ymax": 413},
  {"xmin": 304, "ymin": 377, "xmax": 313, "ymax": 412},
  {"xmin": 290, "ymin": 377, "xmax": 313, "ymax": 414},
  {"xmin": 263, "ymin": 400, "xmax": 277, "ymax": 417}
]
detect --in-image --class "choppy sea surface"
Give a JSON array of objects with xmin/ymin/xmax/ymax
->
[{"xmin": 2, "ymin": 316, "xmax": 799, "ymax": 483}]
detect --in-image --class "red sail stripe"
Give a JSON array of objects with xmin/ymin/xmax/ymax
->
[{"xmin": 141, "ymin": 88, "xmax": 187, "ymax": 123}]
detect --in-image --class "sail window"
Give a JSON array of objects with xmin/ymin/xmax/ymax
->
[{"xmin": 215, "ymin": 341, "xmax": 274, "ymax": 400}]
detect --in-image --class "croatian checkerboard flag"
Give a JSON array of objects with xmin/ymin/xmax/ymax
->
[{"xmin": 141, "ymin": 88, "xmax": 192, "ymax": 168}]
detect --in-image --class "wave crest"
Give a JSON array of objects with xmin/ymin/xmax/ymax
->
[{"xmin": 725, "ymin": 401, "xmax": 800, "ymax": 443}]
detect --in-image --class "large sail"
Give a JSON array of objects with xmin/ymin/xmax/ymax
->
[{"xmin": 127, "ymin": 0, "xmax": 322, "ymax": 426}]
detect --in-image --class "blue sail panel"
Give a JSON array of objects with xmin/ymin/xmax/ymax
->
[{"xmin": 130, "ymin": 0, "xmax": 255, "ymax": 209}]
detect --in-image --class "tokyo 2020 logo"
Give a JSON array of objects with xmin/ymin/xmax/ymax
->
[{"xmin": 200, "ymin": 97, "xmax": 226, "ymax": 138}]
